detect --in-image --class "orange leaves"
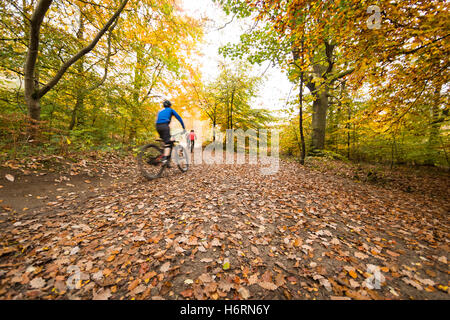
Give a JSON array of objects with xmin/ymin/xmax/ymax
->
[
  {"xmin": 143, "ymin": 271, "xmax": 157, "ymax": 283},
  {"xmin": 103, "ymin": 268, "xmax": 113, "ymax": 277},
  {"xmin": 293, "ymin": 238, "xmax": 303, "ymax": 247},
  {"xmin": 128, "ymin": 279, "xmax": 140, "ymax": 291},
  {"xmin": 1, "ymin": 145, "xmax": 449, "ymax": 303},
  {"xmin": 386, "ymin": 250, "xmax": 400, "ymax": 257},
  {"xmin": 348, "ymin": 270, "xmax": 358, "ymax": 279},
  {"xmin": 380, "ymin": 267, "xmax": 389, "ymax": 273},
  {"xmin": 180, "ymin": 288, "xmax": 193, "ymax": 298}
]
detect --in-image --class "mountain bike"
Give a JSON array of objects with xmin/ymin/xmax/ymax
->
[{"xmin": 137, "ymin": 130, "xmax": 189, "ymax": 180}]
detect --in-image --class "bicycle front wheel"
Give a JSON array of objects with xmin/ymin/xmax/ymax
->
[
  {"xmin": 173, "ymin": 144, "xmax": 189, "ymax": 173},
  {"xmin": 137, "ymin": 144, "xmax": 165, "ymax": 180}
]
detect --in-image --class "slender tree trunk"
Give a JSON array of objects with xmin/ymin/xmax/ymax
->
[
  {"xmin": 425, "ymin": 84, "xmax": 442, "ymax": 166},
  {"xmin": 297, "ymin": 38, "xmax": 306, "ymax": 164},
  {"xmin": 69, "ymin": 93, "xmax": 84, "ymax": 130},
  {"xmin": 347, "ymin": 104, "xmax": 351, "ymax": 159},
  {"xmin": 298, "ymin": 73, "xmax": 306, "ymax": 164},
  {"xmin": 212, "ymin": 109, "xmax": 217, "ymax": 142},
  {"xmin": 390, "ymin": 134, "xmax": 396, "ymax": 169},
  {"xmin": 230, "ymin": 88, "xmax": 235, "ymax": 130}
]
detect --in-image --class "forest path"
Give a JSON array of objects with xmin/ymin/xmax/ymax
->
[{"xmin": 0, "ymin": 152, "xmax": 448, "ymax": 300}]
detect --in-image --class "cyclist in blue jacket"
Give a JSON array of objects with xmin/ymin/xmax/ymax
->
[{"xmin": 156, "ymin": 100, "xmax": 185, "ymax": 163}]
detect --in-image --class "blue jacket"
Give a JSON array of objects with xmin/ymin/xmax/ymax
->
[{"xmin": 156, "ymin": 107, "xmax": 185, "ymax": 129}]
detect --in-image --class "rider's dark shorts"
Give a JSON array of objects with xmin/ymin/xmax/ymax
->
[{"xmin": 156, "ymin": 123, "xmax": 171, "ymax": 145}]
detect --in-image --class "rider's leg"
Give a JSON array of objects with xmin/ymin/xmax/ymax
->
[
  {"xmin": 162, "ymin": 140, "xmax": 174, "ymax": 163},
  {"xmin": 156, "ymin": 123, "xmax": 171, "ymax": 161},
  {"xmin": 163, "ymin": 145, "xmax": 171, "ymax": 157}
]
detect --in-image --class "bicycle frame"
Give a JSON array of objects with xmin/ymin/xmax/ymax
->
[{"xmin": 158, "ymin": 130, "xmax": 187, "ymax": 164}]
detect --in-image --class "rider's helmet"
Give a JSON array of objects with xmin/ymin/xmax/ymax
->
[{"xmin": 163, "ymin": 100, "xmax": 172, "ymax": 108}]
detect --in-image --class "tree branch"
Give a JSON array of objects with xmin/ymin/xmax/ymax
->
[
  {"xmin": 85, "ymin": 18, "xmax": 118, "ymax": 92},
  {"xmin": 37, "ymin": 0, "xmax": 129, "ymax": 99},
  {"xmin": 140, "ymin": 62, "xmax": 163, "ymax": 105},
  {"xmin": 328, "ymin": 68, "xmax": 355, "ymax": 83}
]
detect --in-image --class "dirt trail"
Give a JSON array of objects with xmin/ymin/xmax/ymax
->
[{"xmin": 0, "ymin": 154, "xmax": 448, "ymax": 300}]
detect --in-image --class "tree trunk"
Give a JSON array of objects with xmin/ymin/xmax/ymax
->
[
  {"xmin": 212, "ymin": 111, "xmax": 217, "ymax": 142},
  {"xmin": 28, "ymin": 97, "xmax": 41, "ymax": 122},
  {"xmin": 24, "ymin": 0, "xmax": 52, "ymax": 128},
  {"xmin": 347, "ymin": 104, "xmax": 351, "ymax": 159},
  {"xmin": 24, "ymin": 0, "xmax": 129, "ymax": 127},
  {"xmin": 310, "ymin": 89, "xmax": 329, "ymax": 152},
  {"xmin": 128, "ymin": 47, "xmax": 143, "ymax": 143},
  {"xmin": 69, "ymin": 93, "xmax": 84, "ymax": 130},
  {"xmin": 230, "ymin": 88, "xmax": 234, "ymax": 130},
  {"xmin": 298, "ymin": 87, "xmax": 306, "ymax": 164},
  {"xmin": 298, "ymin": 71, "xmax": 306, "ymax": 164},
  {"xmin": 294, "ymin": 38, "xmax": 307, "ymax": 164},
  {"xmin": 425, "ymin": 84, "xmax": 442, "ymax": 165}
]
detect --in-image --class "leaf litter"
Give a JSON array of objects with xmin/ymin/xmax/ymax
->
[{"xmin": 0, "ymin": 153, "xmax": 448, "ymax": 300}]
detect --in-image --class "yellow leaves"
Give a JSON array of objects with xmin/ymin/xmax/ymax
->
[
  {"xmin": 106, "ymin": 255, "xmax": 116, "ymax": 262},
  {"xmin": 437, "ymin": 285, "xmax": 449, "ymax": 293},
  {"xmin": 222, "ymin": 262, "xmax": 231, "ymax": 271}
]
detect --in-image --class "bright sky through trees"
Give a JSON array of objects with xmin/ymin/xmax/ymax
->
[{"xmin": 180, "ymin": 0, "xmax": 292, "ymax": 114}]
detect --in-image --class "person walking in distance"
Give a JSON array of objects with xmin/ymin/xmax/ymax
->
[{"xmin": 189, "ymin": 129, "xmax": 197, "ymax": 153}]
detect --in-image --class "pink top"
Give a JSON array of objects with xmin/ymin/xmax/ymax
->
[{"xmin": 189, "ymin": 132, "xmax": 196, "ymax": 141}]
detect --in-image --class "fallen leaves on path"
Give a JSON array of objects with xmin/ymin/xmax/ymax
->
[{"xmin": 0, "ymin": 153, "xmax": 448, "ymax": 300}]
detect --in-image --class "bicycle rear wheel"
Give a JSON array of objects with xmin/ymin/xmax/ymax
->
[
  {"xmin": 173, "ymin": 144, "xmax": 189, "ymax": 173},
  {"xmin": 137, "ymin": 144, "xmax": 166, "ymax": 180}
]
